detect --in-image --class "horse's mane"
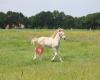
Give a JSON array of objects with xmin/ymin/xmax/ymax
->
[
  {"xmin": 51, "ymin": 28, "xmax": 64, "ymax": 38},
  {"xmin": 51, "ymin": 30, "xmax": 58, "ymax": 38}
]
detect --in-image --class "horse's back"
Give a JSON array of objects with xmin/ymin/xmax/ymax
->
[{"xmin": 37, "ymin": 37, "xmax": 53, "ymax": 47}]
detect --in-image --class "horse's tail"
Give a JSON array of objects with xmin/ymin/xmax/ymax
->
[{"xmin": 31, "ymin": 38, "xmax": 38, "ymax": 45}]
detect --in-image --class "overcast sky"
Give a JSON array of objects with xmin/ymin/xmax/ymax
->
[{"xmin": 0, "ymin": 0, "xmax": 100, "ymax": 17}]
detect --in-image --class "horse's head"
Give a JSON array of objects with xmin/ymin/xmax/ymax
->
[{"xmin": 57, "ymin": 28, "xmax": 66, "ymax": 40}]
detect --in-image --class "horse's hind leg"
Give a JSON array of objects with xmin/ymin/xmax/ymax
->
[{"xmin": 33, "ymin": 48, "xmax": 37, "ymax": 60}]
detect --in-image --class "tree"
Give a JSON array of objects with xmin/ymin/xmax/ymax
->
[
  {"xmin": 0, "ymin": 10, "xmax": 100, "ymax": 29},
  {"xmin": 64, "ymin": 15, "xmax": 74, "ymax": 29},
  {"xmin": 29, "ymin": 11, "xmax": 54, "ymax": 29},
  {"xmin": 0, "ymin": 12, "xmax": 7, "ymax": 28},
  {"xmin": 5, "ymin": 11, "xmax": 30, "ymax": 28},
  {"xmin": 83, "ymin": 12, "xmax": 100, "ymax": 29}
]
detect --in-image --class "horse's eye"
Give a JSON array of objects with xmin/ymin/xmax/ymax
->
[{"xmin": 59, "ymin": 30, "xmax": 61, "ymax": 32}]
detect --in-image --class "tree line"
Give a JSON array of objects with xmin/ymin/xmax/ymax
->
[{"xmin": 0, "ymin": 10, "xmax": 100, "ymax": 29}]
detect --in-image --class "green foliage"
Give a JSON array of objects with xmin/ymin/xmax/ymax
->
[
  {"xmin": 0, "ymin": 11, "xmax": 100, "ymax": 29},
  {"xmin": 0, "ymin": 12, "xmax": 7, "ymax": 28},
  {"xmin": 84, "ymin": 12, "xmax": 100, "ymax": 29},
  {"xmin": 0, "ymin": 11, "xmax": 29, "ymax": 28}
]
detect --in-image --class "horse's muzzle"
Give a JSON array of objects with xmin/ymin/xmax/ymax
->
[{"xmin": 62, "ymin": 35, "xmax": 66, "ymax": 40}]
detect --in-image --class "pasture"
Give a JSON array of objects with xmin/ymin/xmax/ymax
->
[{"xmin": 0, "ymin": 29, "xmax": 100, "ymax": 80}]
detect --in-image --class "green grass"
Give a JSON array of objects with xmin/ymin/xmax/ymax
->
[{"xmin": 0, "ymin": 29, "xmax": 100, "ymax": 80}]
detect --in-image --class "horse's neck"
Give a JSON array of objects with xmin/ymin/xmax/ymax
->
[
  {"xmin": 53, "ymin": 33, "xmax": 61, "ymax": 41},
  {"xmin": 51, "ymin": 31, "xmax": 61, "ymax": 44}
]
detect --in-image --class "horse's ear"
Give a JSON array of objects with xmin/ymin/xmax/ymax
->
[
  {"xmin": 58, "ymin": 27, "xmax": 61, "ymax": 29},
  {"xmin": 57, "ymin": 27, "xmax": 61, "ymax": 32},
  {"xmin": 59, "ymin": 29, "xmax": 64, "ymax": 32}
]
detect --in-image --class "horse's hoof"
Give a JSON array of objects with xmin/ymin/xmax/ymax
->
[
  {"xmin": 51, "ymin": 59, "xmax": 55, "ymax": 62},
  {"xmin": 33, "ymin": 58, "xmax": 36, "ymax": 61},
  {"xmin": 60, "ymin": 60, "xmax": 63, "ymax": 62}
]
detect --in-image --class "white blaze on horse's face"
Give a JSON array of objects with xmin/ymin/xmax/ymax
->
[{"xmin": 58, "ymin": 29, "xmax": 66, "ymax": 39}]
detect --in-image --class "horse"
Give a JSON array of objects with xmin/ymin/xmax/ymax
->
[{"xmin": 31, "ymin": 28, "xmax": 66, "ymax": 62}]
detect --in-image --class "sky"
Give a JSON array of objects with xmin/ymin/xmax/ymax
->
[{"xmin": 0, "ymin": 0, "xmax": 100, "ymax": 17}]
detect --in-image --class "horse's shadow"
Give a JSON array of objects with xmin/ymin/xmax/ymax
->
[
  {"xmin": 63, "ymin": 55, "xmax": 76, "ymax": 62},
  {"xmin": 24, "ymin": 55, "xmax": 76, "ymax": 65},
  {"xmin": 42, "ymin": 55, "xmax": 76, "ymax": 62}
]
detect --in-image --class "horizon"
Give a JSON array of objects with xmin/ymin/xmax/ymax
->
[
  {"xmin": 0, "ymin": 0, "xmax": 100, "ymax": 17},
  {"xmin": 0, "ymin": 10, "xmax": 100, "ymax": 18}
]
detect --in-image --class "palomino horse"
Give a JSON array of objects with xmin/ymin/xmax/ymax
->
[{"xmin": 31, "ymin": 28, "xmax": 66, "ymax": 62}]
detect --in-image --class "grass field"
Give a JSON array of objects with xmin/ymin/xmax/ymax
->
[{"xmin": 0, "ymin": 29, "xmax": 100, "ymax": 80}]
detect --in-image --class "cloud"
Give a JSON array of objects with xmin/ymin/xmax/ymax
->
[{"xmin": 0, "ymin": 0, "xmax": 100, "ymax": 17}]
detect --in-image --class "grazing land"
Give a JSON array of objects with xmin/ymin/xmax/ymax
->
[{"xmin": 0, "ymin": 29, "xmax": 100, "ymax": 80}]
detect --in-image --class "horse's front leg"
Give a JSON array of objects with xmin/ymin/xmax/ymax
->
[
  {"xmin": 51, "ymin": 47, "xmax": 58, "ymax": 61},
  {"xmin": 57, "ymin": 50, "xmax": 63, "ymax": 62},
  {"xmin": 51, "ymin": 47, "xmax": 63, "ymax": 62}
]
